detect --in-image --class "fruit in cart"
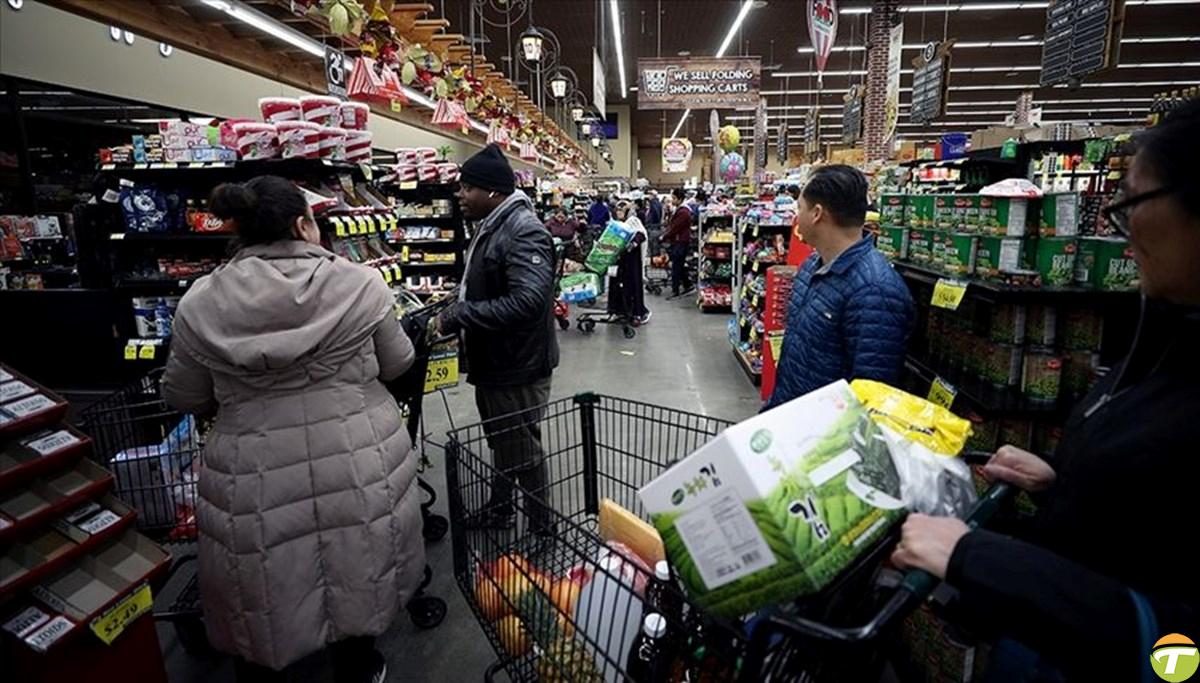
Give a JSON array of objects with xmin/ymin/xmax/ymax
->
[
  {"xmin": 538, "ymin": 635, "xmax": 605, "ymax": 683},
  {"xmin": 495, "ymin": 614, "xmax": 532, "ymax": 657},
  {"xmin": 547, "ymin": 576, "xmax": 584, "ymax": 621},
  {"xmin": 474, "ymin": 554, "xmax": 543, "ymax": 621},
  {"xmin": 515, "ymin": 582, "xmax": 569, "ymax": 644}
]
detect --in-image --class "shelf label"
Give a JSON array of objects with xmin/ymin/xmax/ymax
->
[
  {"xmin": 390, "ymin": 99, "xmax": 403, "ymax": 112},
  {"xmin": 359, "ymin": 163, "xmax": 373, "ymax": 181},
  {"xmin": 100, "ymin": 163, "xmax": 116, "ymax": 171},
  {"xmin": 25, "ymin": 616, "xmax": 74, "ymax": 653},
  {"xmin": 90, "ymin": 583, "xmax": 152, "ymax": 646},
  {"xmin": 132, "ymin": 163, "xmax": 149, "ymax": 170},
  {"xmin": 110, "ymin": 232, "xmax": 126, "ymax": 240},
  {"xmin": 766, "ymin": 332, "xmax": 785, "ymax": 368},
  {"xmin": 931, "ymin": 278, "xmax": 968, "ymax": 310},
  {"xmin": 332, "ymin": 216, "xmax": 347, "ymax": 237},
  {"xmin": 927, "ymin": 376, "xmax": 958, "ymax": 409},
  {"xmin": 138, "ymin": 345, "xmax": 156, "ymax": 360},
  {"xmin": 391, "ymin": 263, "xmax": 403, "ymax": 280},
  {"xmin": 188, "ymin": 162, "xmax": 205, "ymax": 169},
  {"xmin": 24, "ymin": 429, "xmax": 81, "ymax": 456},
  {"xmin": 380, "ymin": 266, "xmax": 393, "ymax": 284},
  {"xmin": 123, "ymin": 344, "xmax": 138, "ymax": 361},
  {"xmin": 399, "ymin": 180, "xmax": 418, "ymax": 190},
  {"xmin": 424, "ymin": 346, "xmax": 459, "ymax": 393}
]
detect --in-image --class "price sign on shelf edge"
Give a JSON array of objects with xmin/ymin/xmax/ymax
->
[
  {"xmin": 90, "ymin": 583, "xmax": 153, "ymax": 646},
  {"xmin": 927, "ymin": 376, "xmax": 958, "ymax": 410},
  {"xmin": 423, "ymin": 346, "xmax": 460, "ymax": 393},
  {"xmin": 931, "ymin": 278, "xmax": 968, "ymax": 310}
]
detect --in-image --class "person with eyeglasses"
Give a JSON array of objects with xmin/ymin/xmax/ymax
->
[{"xmin": 890, "ymin": 101, "xmax": 1200, "ymax": 681}]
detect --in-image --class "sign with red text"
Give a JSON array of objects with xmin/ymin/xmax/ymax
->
[{"xmin": 808, "ymin": 0, "xmax": 839, "ymax": 73}]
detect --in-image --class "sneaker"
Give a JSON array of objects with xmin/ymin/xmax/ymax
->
[
  {"xmin": 636, "ymin": 310, "xmax": 652, "ymax": 325},
  {"xmin": 463, "ymin": 507, "xmax": 516, "ymax": 530},
  {"xmin": 368, "ymin": 650, "xmax": 387, "ymax": 683}
]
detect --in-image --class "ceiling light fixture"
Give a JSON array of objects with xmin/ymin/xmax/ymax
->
[
  {"xmin": 1018, "ymin": 34, "xmax": 1037, "ymax": 40},
  {"xmin": 671, "ymin": 0, "xmax": 756, "ymax": 139},
  {"xmin": 610, "ymin": 0, "xmax": 627, "ymax": 96}
]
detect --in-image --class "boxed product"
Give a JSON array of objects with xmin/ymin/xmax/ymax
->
[
  {"xmin": 975, "ymin": 236, "xmax": 1033, "ymax": 279},
  {"xmin": 955, "ymin": 195, "xmax": 981, "ymax": 233},
  {"xmin": 344, "ymin": 130, "xmax": 374, "ymax": 162},
  {"xmin": 276, "ymin": 121, "xmax": 321, "ymax": 159},
  {"xmin": 934, "ymin": 196, "xmax": 956, "ymax": 231},
  {"xmin": 875, "ymin": 226, "xmax": 909, "ymax": 261},
  {"xmin": 1033, "ymin": 237, "xmax": 1077, "ymax": 288},
  {"xmin": 931, "ymin": 237, "xmax": 947, "ymax": 272},
  {"xmin": 978, "ymin": 196, "xmax": 1029, "ymax": 237},
  {"xmin": 299, "ymin": 95, "xmax": 342, "ymax": 126},
  {"xmin": 909, "ymin": 195, "xmax": 935, "ymax": 229},
  {"xmin": 907, "ymin": 228, "xmax": 932, "ymax": 265},
  {"xmin": 941, "ymin": 233, "xmax": 977, "ymax": 277},
  {"xmin": 638, "ymin": 381, "xmax": 904, "ymax": 617},
  {"xmin": 340, "ymin": 101, "xmax": 370, "ymax": 130},
  {"xmin": 1021, "ymin": 349, "xmax": 1062, "ymax": 404},
  {"xmin": 1074, "ymin": 237, "xmax": 1139, "ymax": 291},
  {"xmin": 163, "ymin": 148, "xmax": 193, "ymax": 164},
  {"xmin": 1039, "ymin": 193, "xmax": 1080, "ymax": 237},
  {"xmin": 317, "ymin": 126, "xmax": 347, "ymax": 160},
  {"xmin": 191, "ymin": 147, "xmax": 238, "ymax": 163},
  {"xmin": 584, "ymin": 220, "xmax": 636, "ymax": 274},
  {"xmin": 880, "ymin": 194, "xmax": 907, "ymax": 227},
  {"xmin": 157, "ymin": 120, "xmax": 206, "ymax": 138},
  {"xmin": 559, "ymin": 272, "xmax": 603, "ymax": 302},
  {"xmin": 258, "ymin": 96, "xmax": 302, "ymax": 124},
  {"xmin": 230, "ymin": 122, "xmax": 279, "ymax": 160}
]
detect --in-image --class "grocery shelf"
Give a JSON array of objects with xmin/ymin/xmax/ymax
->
[
  {"xmin": 115, "ymin": 277, "xmax": 204, "ymax": 291},
  {"xmin": 96, "ymin": 157, "xmax": 390, "ymax": 180},
  {"xmin": 904, "ymin": 354, "xmax": 1066, "ymax": 417},
  {"xmin": 384, "ymin": 238, "xmax": 456, "ymax": 245},
  {"xmin": 732, "ymin": 343, "xmax": 762, "ymax": 385},
  {"xmin": 893, "ymin": 261, "xmax": 1139, "ymax": 303},
  {"xmin": 403, "ymin": 261, "xmax": 458, "ymax": 267},
  {"xmin": 109, "ymin": 232, "xmax": 232, "ymax": 242}
]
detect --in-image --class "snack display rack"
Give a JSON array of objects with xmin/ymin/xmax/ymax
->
[
  {"xmin": 758, "ymin": 265, "xmax": 798, "ymax": 402},
  {"xmin": 1, "ymin": 364, "xmax": 171, "ymax": 682},
  {"xmin": 696, "ymin": 209, "xmax": 735, "ymax": 312},
  {"xmin": 730, "ymin": 199, "xmax": 794, "ymax": 386}
]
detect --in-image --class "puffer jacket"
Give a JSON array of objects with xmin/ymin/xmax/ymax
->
[
  {"xmin": 162, "ymin": 240, "xmax": 424, "ymax": 670},
  {"xmin": 441, "ymin": 192, "xmax": 559, "ymax": 387},
  {"xmin": 765, "ymin": 234, "xmax": 913, "ymax": 409}
]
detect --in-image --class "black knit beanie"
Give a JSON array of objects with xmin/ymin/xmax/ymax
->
[{"xmin": 460, "ymin": 143, "xmax": 515, "ymax": 195}]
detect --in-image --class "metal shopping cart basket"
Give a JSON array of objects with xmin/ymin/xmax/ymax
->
[{"xmin": 445, "ymin": 394, "xmax": 1012, "ymax": 682}]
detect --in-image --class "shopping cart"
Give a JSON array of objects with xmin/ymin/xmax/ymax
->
[
  {"xmin": 644, "ymin": 251, "xmax": 670, "ymax": 296},
  {"xmin": 445, "ymin": 394, "xmax": 1012, "ymax": 682}
]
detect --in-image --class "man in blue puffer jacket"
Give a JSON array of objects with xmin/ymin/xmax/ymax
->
[{"xmin": 765, "ymin": 165, "xmax": 914, "ymax": 409}]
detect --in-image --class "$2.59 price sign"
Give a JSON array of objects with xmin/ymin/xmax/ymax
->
[
  {"xmin": 423, "ymin": 346, "xmax": 460, "ymax": 393},
  {"xmin": 90, "ymin": 583, "xmax": 152, "ymax": 645}
]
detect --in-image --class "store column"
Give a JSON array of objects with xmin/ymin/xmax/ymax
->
[
  {"xmin": 1014, "ymin": 91, "xmax": 1034, "ymax": 125},
  {"xmin": 863, "ymin": 0, "xmax": 900, "ymax": 162}
]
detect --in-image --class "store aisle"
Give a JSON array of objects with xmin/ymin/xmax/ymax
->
[{"xmin": 158, "ymin": 295, "xmax": 761, "ymax": 682}]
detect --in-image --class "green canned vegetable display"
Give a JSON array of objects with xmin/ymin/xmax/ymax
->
[
  {"xmin": 1034, "ymin": 237, "xmax": 1078, "ymax": 288},
  {"xmin": 934, "ymin": 196, "xmax": 956, "ymax": 231},
  {"xmin": 1025, "ymin": 304, "xmax": 1057, "ymax": 346},
  {"xmin": 1022, "ymin": 348, "xmax": 1063, "ymax": 404},
  {"xmin": 1060, "ymin": 307, "xmax": 1103, "ymax": 351},
  {"xmin": 1062, "ymin": 349, "xmax": 1100, "ymax": 398},
  {"xmin": 876, "ymin": 226, "xmax": 910, "ymax": 261},
  {"xmin": 941, "ymin": 233, "xmax": 977, "ymax": 276},
  {"xmin": 980, "ymin": 342, "xmax": 1023, "ymax": 388},
  {"xmin": 962, "ymin": 333, "xmax": 985, "ymax": 377},
  {"xmin": 1038, "ymin": 193, "xmax": 1080, "ymax": 237},
  {"xmin": 908, "ymin": 228, "xmax": 932, "ymax": 264},
  {"xmin": 955, "ymin": 195, "xmax": 981, "ymax": 233},
  {"xmin": 975, "ymin": 236, "xmax": 1033, "ymax": 279},
  {"xmin": 988, "ymin": 303, "xmax": 1027, "ymax": 343},
  {"xmin": 881, "ymin": 194, "xmax": 908, "ymax": 227},
  {"xmin": 931, "ymin": 237, "xmax": 947, "ymax": 272},
  {"xmin": 979, "ymin": 196, "xmax": 1030, "ymax": 237},
  {"xmin": 911, "ymin": 195, "xmax": 936, "ymax": 229},
  {"xmin": 964, "ymin": 412, "xmax": 999, "ymax": 452},
  {"xmin": 1075, "ymin": 237, "xmax": 1140, "ymax": 291}
]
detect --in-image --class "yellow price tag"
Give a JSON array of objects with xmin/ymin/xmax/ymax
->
[
  {"xmin": 931, "ymin": 278, "xmax": 968, "ymax": 310},
  {"xmin": 359, "ymin": 163, "xmax": 373, "ymax": 181},
  {"xmin": 138, "ymin": 345, "xmax": 156, "ymax": 360},
  {"xmin": 753, "ymin": 261, "xmax": 761, "ymax": 273},
  {"xmin": 753, "ymin": 295, "xmax": 760, "ymax": 308},
  {"xmin": 380, "ymin": 266, "xmax": 393, "ymax": 284},
  {"xmin": 333, "ymin": 216, "xmax": 347, "ymax": 237},
  {"xmin": 927, "ymin": 376, "xmax": 958, "ymax": 409},
  {"xmin": 123, "ymin": 345, "xmax": 137, "ymax": 361},
  {"xmin": 366, "ymin": 216, "xmax": 377, "ymax": 234},
  {"xmin": 400, "ymin": 181, "xmax": 418, "ymax": 191},
  {"xmin": 390, "ymin": 99, "xmax": 403, "ymax": 112},
  {"xmin": 423, "ymin": 347, "xmax": 460, "ymax": 393},
  {"xmin": 90, "ymin": 583, "xmax": 152, "ymax": 646},
  {"xmin": 392, "ymin": 263, "xmax": 403, "ymax": 281},
  {"xmin": 767, "ymin": 332, "xmax": 784, "ymax": 363}
]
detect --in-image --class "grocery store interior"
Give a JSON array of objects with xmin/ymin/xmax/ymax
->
[{"xmin": 2, "ymin": 0, "xmax": 1199, "ymax": 681}]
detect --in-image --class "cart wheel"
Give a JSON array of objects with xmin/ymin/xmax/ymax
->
[
  {"xmin": 650, "ymin": 286, "xmax": 663, "ymax": 296},
  {"xmin": 558, "ymin": 317, "xmax": 570, "ymax": 330},
  {"xmin": 174, "ymin": 616, "xmax": 216, "ymax": 657},
  {"xmin": 623, "ymin": 326, "xmax": 636, "ymax": 339},
  {"xmin": 407, "ymin": 596, "xmax": 447, "ymax": 629},
  {"xmin": 423, "ymin": 513, "xmax": 449, "ymax": 542},
  {"xmin": 582, "ymin": 320, "xmax": 597, "ymax": 334}
]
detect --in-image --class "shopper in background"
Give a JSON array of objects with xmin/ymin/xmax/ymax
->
[
  {"xmin": 659, "ymin": 187, "xmax": 694, "ymax": 297},
  {"xmin": 162, "ymin": 175, "xmax": 420, "ymax": 683},
  {"xmin": 765, "ymin": 165, "xmax": 913, "ymax": 409},
  {"xmin": 607, "ymin": 200, "xmax": 651, "ymax": 324},
  {"xmin": 544, "ymin": 207, "xmax": 580, "ymax": 241},
  {"xmin": 892, "ymin": 100, "xmax": 1200, "ymax": 683},
  {"xmin": 436, "ymin": 144, "xmax": 559, "ymax": 535},
  {"xmin": 587, "ymin": 193, "xmax": 610, "ymax": 228}
]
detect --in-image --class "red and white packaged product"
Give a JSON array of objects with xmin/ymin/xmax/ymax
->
[
  {"xmin": 340, "ymin": 101, "xmax": 370, "ymax": 131},
  {"xmin": 395, "ymin": 164, "xmax": 419, "ymax": 182},
  {"xmin": 394, "ymin": 148, "xmax": 419, "ymax": 165},
  {"xmin": 437, "ymin": 163, "xmax": 460, "ymax": 183},
  {"xmin": 275, "ymin": 121, "xmax": 320, "ymax": 159},
  {"xmin": 416, "ymin": 165, "xmax": 439, "ymax": 183},
  {"xmin": 317, "ymin": 126, "xmax": 348, "ymax": 160},
  {"xmin": 158, "ymin": 120, "xmax": 206, "ymax": 138},
  {"xmin": 230, "ymin": 122, "xmax": 279, "ymax": 160},
  {"xmin": 415, "ymin": 147, "xmax": 438, "ymax": 163},
  {"xmin": 299, "ymin": 95, "xmax": 342, "ymax": 126},
  {"xmin": 258, "ymin": 97, "xmax": 302, "ymax": 124},
  {"xmin": 343, "ymin": 130, "xmax": 373, "ymax": 162}
]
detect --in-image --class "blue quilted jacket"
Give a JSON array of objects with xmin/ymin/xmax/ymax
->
[{"xmin": 765, "ymin": 235, "xmax": 914, "ymax": 409}]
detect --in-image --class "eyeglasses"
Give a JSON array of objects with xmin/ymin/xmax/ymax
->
[{"xmin": 1102, "ymin": 186, "xmax": 1177, "ymax": 237}]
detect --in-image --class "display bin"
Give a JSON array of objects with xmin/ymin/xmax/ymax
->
[{"xmin": 445, "ymin": 393, "xmax": 1012, "ymax": 682}]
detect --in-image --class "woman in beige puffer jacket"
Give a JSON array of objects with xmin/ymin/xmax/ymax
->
[{"xmin": 162, "ymin": 176, "xmax": 422, "ymax": 683}]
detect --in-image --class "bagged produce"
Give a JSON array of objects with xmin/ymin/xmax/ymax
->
[{"xmin": 584, "ymin": 220, "xmax": 636, "ymax": 274}]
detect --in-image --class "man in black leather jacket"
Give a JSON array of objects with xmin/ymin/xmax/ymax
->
[{"xmin": 437, "ymin": 144, "xmax": 559, "ymax": 533}]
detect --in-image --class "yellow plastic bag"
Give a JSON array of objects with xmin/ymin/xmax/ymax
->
[{"xmin": 850, "ymin": 379, "xmax": 972, "ymax": 456}]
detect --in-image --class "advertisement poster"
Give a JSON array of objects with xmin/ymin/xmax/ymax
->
[
  {"xmin": 807, "ymin": 0, "xmax": 839, "ymax": 74},
  {"xmin": 637, "ymin": 57, "xmax": 762, "ymax": 111},
  {"xmin": 662, "ymin": 138, "xmax": 694, "ymax": 173},
  {"xmin": 885, "ymin": 21, "xmax": 905, "ymax": 143}
]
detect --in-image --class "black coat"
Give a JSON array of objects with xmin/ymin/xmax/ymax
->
[
  {"xmin": 441, "ymin": 193, "xmax": 559, "ymax": 387},
  {"xmin": 946, "ymin": 298, "xmax": 1200, "ymax": 681}
]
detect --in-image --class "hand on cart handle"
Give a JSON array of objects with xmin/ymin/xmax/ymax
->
[{"xmin": 980, "ymin": 445, "xmax": 1057, "ymax": 492}]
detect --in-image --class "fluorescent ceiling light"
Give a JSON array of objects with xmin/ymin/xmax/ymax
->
[
  {"xmin": 670, "ymin": 0, "xmax": 755, "ymax": 139},
  {"xmin": 671, "ymin": 109, "xmax": 691, "ymax": 138},
  {"xmin": 201, "ymin": 0, "xmax": 323, "ymax": 58},
  {"xmin": 609, "ymin": 0, "xmax": 627, "ymax": 96}
]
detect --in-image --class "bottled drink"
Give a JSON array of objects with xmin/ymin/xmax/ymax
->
[
  {"xmin": 625, "ymin": 613, "xmax": 672, "ymax": 683},
  {"xmin": 643, "ymin": 561, "xmax": 682, "ymax": 624}
]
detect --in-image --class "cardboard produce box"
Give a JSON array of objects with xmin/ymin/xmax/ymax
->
[{"xmin": 638, "ymin": 381, "xmax": 904, "ymax": 617}]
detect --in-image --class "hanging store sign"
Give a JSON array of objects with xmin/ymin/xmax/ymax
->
[
  {"xmin": 804, "ymin": 108, "xmax": 821, "ymax": 157},
  {"xmin": 885, "ymin": 21, "xmax": 904, "ymax": 143},
  {"xmin": 777, "ymin": 122, "xmax": 789, "ymax": 164},
  {"xmin": 910, "ymin": 41, "xmax": 953, "ymax": 124},
  {"xmin": 662, "ymin": 138, "xmax": 694, "ymax": 173},
  {"xmin": 842, "ymin": 84, "xmax": 865, "ymax": 145},
  {"xmin": 594, "ymin": 48, "xmax": 608, "ymax": 117},
  {"xmin": 637, "ymin": 57, "xmax": 762, "ymax": 111},
  {"xmin": 1040, "ymin": 0, "xmax": 1124, "ymax": 86},
  {"xmin": 710, "ymin": 110, "xmax": 722, "ymax": 182},
  {"xmin": 325, "ymin": 46, "xmax": 348, "ymax": 99},
  {"xmin": 754, "ymin": 98, "xmax": 768, "ymax": 171},
  {"xmin": 807, "ymin": 0, "xmax": 839, "ymax": 74}
]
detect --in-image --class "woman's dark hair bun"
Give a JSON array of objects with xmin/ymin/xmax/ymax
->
[
  {"xmin": 210, "ymin": 183, "xmax": 258, "ymax": 223},
  {"xmin": 208, "ymin": 176, "xmax": 307, "ymax": 246}
]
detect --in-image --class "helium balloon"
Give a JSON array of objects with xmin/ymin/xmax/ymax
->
[
  {"xmin": 719, "ymin": 152, "xmax": 745, "ymax": 183},
  {"xmin": 717, "ymin": 125, "xmax": 741, "ymax": 153}
]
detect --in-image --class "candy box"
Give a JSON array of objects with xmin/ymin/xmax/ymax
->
[
  {"xmin": 276, "ymin": 121, "xmax": 320, "ymax": 159},
  {"xmin": 157, "ymin": 120, "xmax": 206, "ymax": 138},
  {"xmin": 163, "ymin": 148, "xmax": 192, "ymax": 164},
  {"xmin": 316, "ymin": 127, "xmax": 347, "ymax": 160},
  {"xmin": 340, "ymin": 101, "xmax": 370, "ymax": 130},
  {"xmin": 258, "ymin": 97, "xmax": 302, "ymax": 124},
  {"xmin": 299, "ymin": 95, "xmax": 341, "ymax": 126},
  {"xmin": 191, "ymin": 147, "xmax": 237, "ymax": 163}
]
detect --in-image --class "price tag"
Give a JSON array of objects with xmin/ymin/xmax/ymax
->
[
  {"xmin": 133, "ymin": 163, "xmax": 149, "ymax": 170},
  {"xmin": 380, "ymin": 266, "xmax": 393, "ymax": 284},
  {"xmin": 323, "ymin": 159, "xmax": 334, "ymax": 166},
  {"xmin": 390, "ymin": 99, "xmax": 403, "ymax": 112},
  {"xmin": 391, "ymin": 263, "xmax": 403, "ymax": 280},
  {"xmin": 138, "ymin": 345, "xmax": 156, "ymax": 360},
  {"xmin": 423, "ymin": 347, "xmax": 460, "ymax": 393},
  {"xmin": 90, "ymin": 583, "xmax": 153, "ymax": 646},
  {"xmin": 931, "ymin": 278, "xmax": 968, "ymax": 310},
  {"xmin": 333, "ymin": 216, "xmax": 347, "ymax": 237},
  {"xmin": 927, "ymin": 377, "xmax": 958, "ymax": 409},
  {"xmin": 23, "ymin": 430, "xmax": 81, "ymax": 456},
  {"xmin": 100, "ymin": 163, "xmax": 116, "ymax": 171},
  {"xmin": 188, "ymin": 162, "xmax": 205, "ymax": 169},
  {"xmin": 162, "ymin": 162, "xmax": 179, "ymax": 169},
  {"xmin": 360, "ymin": 216, "xmax": 372, "ymax": 234},
  {"xmin": 753, "ymin": 261, "xmax": 761, "ymax": 273},
  {"xmin": 150, "ymin": 163, "xmax": 167, "ymax": 170},
  {"xmin": 400, "ymin": 181, "xmax": 418, "ymax": 191},
  {"xmin": 123, "ymin": 345, "xmax": 138, "ymax": 361},
  {"xmin": 767, "ymin": 332, "xmax": 785, "ymax": 364},
  {"xmin": 110, "ymin": 232, "xmax": 126, "ymax": 241},
  {"xmin": 753, "ymin": 295, "xmax": 760, "ymax": 308},
  {"xmin": 387, "ymin": 216, "xmax": 399, "ymax": 232},
  {"xmin": 359, "ymin": 163, "xmax": 373, "ymax": 181}
]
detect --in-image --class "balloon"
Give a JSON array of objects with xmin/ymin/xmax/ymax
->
[
  {"xmin": 719, "ymin": 152, "xmax": 745, "ymax": 183},
  {"xmin": 717, "ymin": 125, "xmax": 741, "ymax": 153}
]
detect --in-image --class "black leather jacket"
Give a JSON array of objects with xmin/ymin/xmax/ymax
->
[{"xmin": 441, "ymin": 192, "xmax": 559, "ymax": 387}]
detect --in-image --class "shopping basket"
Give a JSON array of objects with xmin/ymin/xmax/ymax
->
[{"xmin": 445, "ymin": 393, "xmax": 1012, "ymax": 682}]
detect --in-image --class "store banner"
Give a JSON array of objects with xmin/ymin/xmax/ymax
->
[
  {"xmin": 594, "ymin": 48, "xmax": 607, "ymax": 117},
  {"xmin": 842, "ymin": 84, "xmax": 865, "ymax": 144},
  {"xmin": 637, "ymin": 57, "xmax": 762, "ymax": 111},
  {"xmin": 885, "ymin": 21, "xmax": 905, "ymax": 143},
  {"xmin": 661, "ymin": 138, "xmax": 694, "ymax": 174},
  {"xmin": 777, "ymin": 122, "xmax": 789, "ymax": 164},
  {"xmin": 709, "ymin": 110, "xmax": 722, "ymax": 183},
  {"xmin": 807, "ymin": 0, "xmax": 839, "ymax": 74},
  {"xmin": 754, "ymin": 98, "xmax": 768, "ymax": 171}
]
